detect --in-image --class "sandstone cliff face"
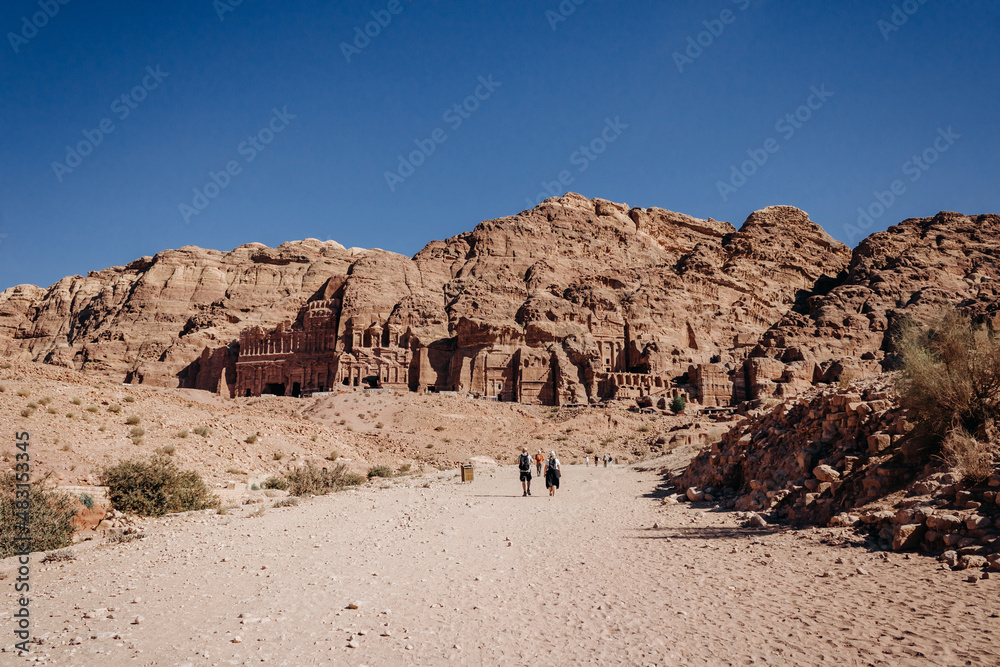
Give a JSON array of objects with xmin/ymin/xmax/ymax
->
[
  {"xmin": 0, "ymin": 193, "xmax": 860, "ymax": 404},
  {"xmin": 745, "ymin": 212, "xmax": 1000, "ymax": 400}
]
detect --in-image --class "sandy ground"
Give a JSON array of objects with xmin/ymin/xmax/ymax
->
[{"xmin": 4, "ymin": 446, "xmax": 999, "ymax": 666}]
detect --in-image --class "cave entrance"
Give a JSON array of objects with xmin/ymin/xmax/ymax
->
[
  {"xmin": 263, "ymin": 383, "xmax": 285, "ymax": 396},
  {"xmin": 291, "ymin": 382, "xmax": 302, "ymax": 398}
]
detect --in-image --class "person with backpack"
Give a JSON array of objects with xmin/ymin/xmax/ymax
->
[
  {"xmin": 545, "ymin": 451, "xmax": 561, "ymax": 496},
  {"xmin": 518, "ymin": 447, "xmax": 532, "ymax": 496},
  {"xmin": 534, "ymin": 449, "xmax": 544, "ymax": 476}
]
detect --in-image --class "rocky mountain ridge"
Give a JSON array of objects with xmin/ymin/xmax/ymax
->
[{"xmin": 0, "ymin": 194, "xmax": 994, "ymax": 407}]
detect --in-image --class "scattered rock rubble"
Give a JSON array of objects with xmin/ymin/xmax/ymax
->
[{"xmin": 675, "ymin": 375, "xmax": 999, "ymax": 573}]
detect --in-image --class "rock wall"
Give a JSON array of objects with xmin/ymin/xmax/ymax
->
[
  {"xmin": 744, "ymin": 211, "xmax": 1000, "ymax": 400},
  {"xmin": 0, "ymin": 194, "xmax": 850, "ymax": 405}
]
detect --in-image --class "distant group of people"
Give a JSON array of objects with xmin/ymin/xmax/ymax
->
[
  {"xmin": 584, "ymin": 455, "xmax": 613, "ymax": 467},
  {"xmin": 518, "ymin": 448, "xmax": 561, "ymax": 497}
]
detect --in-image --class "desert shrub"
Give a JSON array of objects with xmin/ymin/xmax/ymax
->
[
  {"xmin": 16, "ymin": 389, "xmax": 29, "ymax": 397},
  {"xmin": 272, "ymin": 451, "xmax": 284, "ymax": 461},
  {"xmin": 158, "ymin": 444, "xmax": 176, "ymax": 456},
  {"xmin": 26, "ymin": 402, "xmax": 38, "ymax": 410},
  {"xmin": 584, "ymin": 445, "xmax": 595, "ymax": 454},
  {"xmin": 106, "ymin": 532, "xmax": 145, "ymax": 544},
  {"xmin": 310, "ymin": 434, "xmax": 318, "ymax": 442},
  {"xmin": 38, "ymin": 396, "xmax": 52, "ymax": 406},
  {"xmin": 286, "ymin": 462, "xmax": 364, "ymax": 496},
  {"xmin": 193, "ymin": 425, "xmax": 211, "ymax": 437},
  {"xmin": 249, "ymin": 507, "xmax": 266, "ymax": 518},
  {"xmin": 0, "ymin": 362, "xmax": 11, "ymax": 369},
  {"xmin": 245, "ymin": 434, "xmax": 259, "ymax": 444},
  {"xmin": 325, "ymin": 451, "xmax": 339, "ymax": 462},
  {"xmin": 107, "ymin": 404, "xmax": 122, "ymax": 414},
  {"xmin": 123, "ymin": 395, "xmax": 135, "ymax": 403},
  {"xmin": 940, "ymin": 429, "xmax": 996, "ymax": 483},
  {"xmin": 46, "ymin": 407, "xmax": 57, "ymax": 414},
  {"xmin": 79, "ymin": 493, "xmax": 94, "ymax": 509},
  {"xmin": 637, "ymin": 425, "xmax": 651, "ymax": 433},
  {"xmin": 273, "ymin": 497, "xmax": 299, "ymax": 508},
  {"xmin": 226, "ymin": 468, "xmax": 246, "ymax": 475},
  {"xmin": 126, "ymin": 415, "xmax": 141, "ymax": 425},
  {"xmin": 670, "ymin": 396, "xmax": 687, "ymax": 414},
  {"xmin": 375, "ymin": 422, "xmax": 384, "ymax": 429},
  {"xmin": 70, "ymin": 397, "xmax": 81, "ymax": 405},
  {"xmin": 98, "ymin": 456, "xmax": 219, "ymax": 517},
  {"xmin": 896, "ymin": 311, "xmax": 1000, "ymax": 443},
  {"xmin": 130, "ymin": 426, "xmax": 146, "ymax": 438},
  {"xmin": 86, "ymin": 405, "xmax": 99, "ymax": 413},
  {"xmin": 0, "ymin": 385, "xmax": 5, "ymax": 392},
  {"xmin": 434, "ymin": 425, "xmax": 445, "ymax": 432},
  {"xmin": 398, "ymin": 463, "xmax": 411, "ymax": 474},
  {"xmin": 41, "ymin": 548, "xmax": 76, "ymax": 563},
  {"xmin": 262, "ymin": 476, "xmax": 288, "ymax": 490},
  {"xmin": 176, "ymin": 429, "xmax": 189, "ymax": 438},
  {"xmin": 20, "ymin": 408, "xmax": 34, "ymax": 418},
  {"xmin": 0, "ymin": 471, "xmax": 77, "ymax": 558},
  {"xmin": 60, "ymin": 443, "xmax": 72, "ymax": 452},
  {"xmin": 250, "ymin": 483, "xmax": 259, "ymax": 491},
  {"xmin": 367, "ymin": 465, "xmax": 392, "ymax": 479}
]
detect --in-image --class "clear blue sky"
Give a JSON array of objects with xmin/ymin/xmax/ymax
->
[{"xmin": 2, "ymin": 0, "xmax": 999, "ymax": 290}]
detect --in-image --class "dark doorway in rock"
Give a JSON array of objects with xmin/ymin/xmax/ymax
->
[{"xmin": 263, "ymin": 383, "xmax": 285, "ymax": 396}]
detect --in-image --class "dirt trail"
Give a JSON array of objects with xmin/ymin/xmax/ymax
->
[{"xmin": 5, "ymin": 454, "xmax": 999, "ymax": 666}]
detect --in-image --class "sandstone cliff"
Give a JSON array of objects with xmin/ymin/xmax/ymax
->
[
  {"xmin": 0, "ymin": 193, "xmax": 910, "ymax": 406},
  {"xmin": 745, "ymin": 212, "xmax": 1000, "ymax": 400}
]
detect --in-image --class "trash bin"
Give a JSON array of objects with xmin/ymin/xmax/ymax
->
[{"xmin": 460, "ymin": 464, "xmax": 474, "ymax": 483}]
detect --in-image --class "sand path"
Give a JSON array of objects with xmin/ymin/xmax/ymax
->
[{"xmin": 6, "ymin": 458, "xmax": 1000, "ymax": 666}]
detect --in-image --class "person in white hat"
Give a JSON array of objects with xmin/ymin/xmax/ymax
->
[{"xmin": 544, "ymin": 451, "xmax": 561, "ymax": 496}]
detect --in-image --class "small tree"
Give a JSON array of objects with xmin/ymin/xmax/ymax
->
[{"xmin": 670, "ymin": 396, "xmax": 687, "ymax": 414}]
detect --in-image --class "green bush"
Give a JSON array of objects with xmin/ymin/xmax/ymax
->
[
  {"xmin": 98, "ymin": 456, "xmax": 219, "ymax": 517},
  {"xmin": 80, "ymin": 493, "xmax": 94, "ymax": 509},
  {"xmin": 670, "ymin": 396, "xmax": 687, "ymax": 414},
  {"xmin": 367, "ymin": 465, "xmax": 392, "ymax": 479},
  {"xmin": 287, "ymin": 462, "xmax": 365, "ymax": 496},
  {"xmin": 262, "ymin": 476, "xmax": 288, "ymax": 491},
  {"xmin": 0, "ymin": 471, "xmax": 77, "ymax": 558}
]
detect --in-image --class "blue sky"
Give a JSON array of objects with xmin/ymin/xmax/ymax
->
[{"xmin": 2, "ymin": 0, "xmax": 998, "ymax": 290}]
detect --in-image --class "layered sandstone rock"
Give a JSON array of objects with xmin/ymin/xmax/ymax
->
[
  {"xmin": 745, "ymin": 211, "xmax": 1000, "ymax": 400},
  {"xmin": 0, "ymin": 193, "xmax": 856, "ymax": 404}
]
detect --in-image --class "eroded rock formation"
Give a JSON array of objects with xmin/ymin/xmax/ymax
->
[{"xmin": 11, "ymin": 196, "xmax": 997, "ymax": 409}]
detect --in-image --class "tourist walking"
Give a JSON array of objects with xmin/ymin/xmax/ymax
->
[
  {"xmin": 585, "ymin": 455, "xmax": 589, "ymax": 467},
  {"xmin": 518, "ymin": 447, "xmax": 532, "ymax": 496},
  {"xmin": 535, "ymin": 449, "xmax": 544, "ymax": 476},
  {"xmin": 603, "ymin": 455, "xmax": 608, "ymax": 468},
  {"xmin": 545, "ymin": 451, "xmax": 561, "ymax": 496}
]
